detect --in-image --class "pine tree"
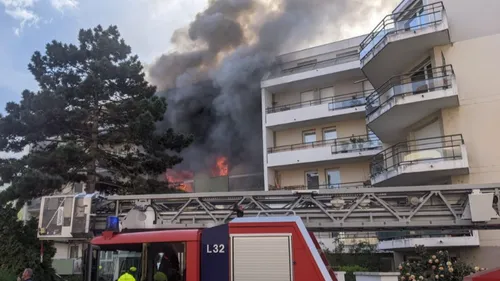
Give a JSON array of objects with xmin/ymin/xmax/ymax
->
[{"xmin": 0, "ymin": 25, "xmax": 192, "ymax": 204}]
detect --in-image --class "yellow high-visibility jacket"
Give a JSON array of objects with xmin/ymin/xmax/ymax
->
[{"xmin": 118, "ymin": 272, "xmax": 136, "ymax": 281}]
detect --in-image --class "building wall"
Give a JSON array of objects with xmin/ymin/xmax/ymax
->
[
  {"xmin": 272, "ymin": 77, "xmax": 364, "ymax": 107},
  {"xmin": 387, "ymin": 1, "xmax": 500, "ymax": 268},
  {"xmin": 430, "ymin": 0, "xmax": 500, "ymax": 43},
  {"xmin": 261, "ymin": 0, "xmax": 500, "ymax": 267},
  {"xmin": 430, "ymin": 33, "xmax": 500, "ymax": 185},
  {"xmin": 273, "ymin": 119, "xmax": 367, "ymax": 147},
  {"xmin": 274, "ymin": 162, "xmax": 371, "ymax": 187},
  {"xmin": 53, "ymin": 242, "xmax": 83, "ymax": 259},
  {"xmin": 276, "ymin": 35, "xmax": 365, "ymax": 65}
]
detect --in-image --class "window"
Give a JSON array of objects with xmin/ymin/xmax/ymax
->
[
  {"xmin": 300, "ymin": 90, "xmax": 315, "ymax": 105},
  {"xmin": 410, "ymin": 58, "xmax": 434, "ymax": 94},
  {"xmin": 323, "ymin": 128, "xmax": 337, "ymax": 141},
  {"xmin": 152, "ymin": 242, "xmax": 185, "ymax": 281},
  {"xmin": 98, "ymin": 250, "xmax": 141, "ymax": 281},
  {"xmin": 319, "ymin": 87, "xmax": 334, "ymax": 99},
  {"xmin": 325, "ymin": 169, "xmax": 341, "ymax": 189},
  {"xmin": 303, "ymin": 131, "xmax": 316, "ymax": 143},
  {"xmin": 69, "ymin": 245, "xmax": 79, "ymax": 259},
  {"xmin": 305, "ymin": 171, "xmax": 319, "ymax": 189},
  {"xmin": 400, "ymin": 0, "xmax": 425, "ymax": 31}
]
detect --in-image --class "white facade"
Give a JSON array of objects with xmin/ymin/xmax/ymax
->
[{"xmin": 260, "ymin": 0, "xmax": 500, "ymax": 268}]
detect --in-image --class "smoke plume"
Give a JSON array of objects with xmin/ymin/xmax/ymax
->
[{"xmin": 148, "ymin": 0, "xmax": 396, "ymax": 175}]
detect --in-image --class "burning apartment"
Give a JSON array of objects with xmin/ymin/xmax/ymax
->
[{"xmin": 147, "ymin": 0, "xmax": 397, "ymax": 192}]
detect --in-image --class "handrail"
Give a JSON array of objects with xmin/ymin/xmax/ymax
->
[
  {"xmin": 377, "ymin": 229, "xmax": 474, "ymax": 241},
  {"xmin": 268, "ymin": 181, "xmax": 370, "ymax": 191},
  {"xmin": 366, "ymin": 64, "xmax": 454, "ymax": 116},
  {"xmin": 268, "ymin": 134, "xmax": 381, "ymax": 153},
  {"xmin": 360, "ymin": 2, "xmax": 445, "ymax": 61},
  {"xmin": 267, "ymin": 90, "xmax": 370, "ymax": 114},
  {"xmin": 267, "ymin": 53, "xmax": 359, "ymax": 79},
  {"xmin": 370, "ymin": 134, "xmax": 464, "ymax": 177}
]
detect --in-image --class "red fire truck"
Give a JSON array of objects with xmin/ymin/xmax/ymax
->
[{"xmin": 85, "ymin": 216, "xmax": 337, "ymax": 281}]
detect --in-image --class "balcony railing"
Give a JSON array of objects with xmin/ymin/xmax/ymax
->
[
  {"xmin": 370, "ymin": 134, "xmax": 464, "ymax": 177},
  {"xmin": 266, "ymin": 90, "xmax": 370, "ymax": 114},
  {"xmin": 366, "ymin": 65, "xmax": 454, "ymax": 116},
  {"xmin": 267, "ymin": 52, "xmax": 359, "ymax": 79},
  {"xmin": 377, "ymin": 230, "xmax": 474, "ymax": 241},
  {"xmin": 269, "ymin": 181, "xmax": 370, "ymax": 191},
  {"xmin": 360, "ymin": 2, "xmax": 445, "ymax": 62},
  {"xmin": 268, "ymin": 134, "xmax": 382, "ymax": 154}
]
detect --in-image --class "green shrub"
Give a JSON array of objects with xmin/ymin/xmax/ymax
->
[
  {"xmin": 0, "ymin": 206, "xmax": 56, "ymax": 281},
  {"xmin": 398, "ymin": 245, "xmax": 487, "ymax": 281},
  {"xmin": 337, "ymin": 265, "xmax": 369, "ymax": 281},
  {"xmin": 0, "ymin": 269, "xmax": 18, "ymax": 281}
]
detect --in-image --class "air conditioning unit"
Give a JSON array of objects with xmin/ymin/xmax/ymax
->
[{"xmin": 38, "ymin": 193, "xmax": 98, "ymax": 240}]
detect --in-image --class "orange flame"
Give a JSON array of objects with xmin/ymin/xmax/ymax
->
[
  {"xmin": 212, "ymin": 156, "xmax": 228, "ymax": 177},
  {"xmin": 165, "ymin": 169, "xmax": 194, "ymax": 192}
]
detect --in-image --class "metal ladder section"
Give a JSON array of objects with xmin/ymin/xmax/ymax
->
[{"xmin": 88, "ymin": 183, "xmax": 500, "ymax": 232}]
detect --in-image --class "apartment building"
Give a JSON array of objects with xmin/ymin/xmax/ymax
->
[{"xmin": 261, "ymin": 0, "xmax": 500, "ymax": 268}]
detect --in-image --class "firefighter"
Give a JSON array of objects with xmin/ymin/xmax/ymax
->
[
  {"xmin": 154, "ymin": 272, "xmax": 167, "ymax": 281},
  {"xmin": 118, "ymin": 267, "xmax": 137, "ymax": 281},
  {"xmin": 158, "ymin": 245, "xmax": 180, "ymax": 281}
]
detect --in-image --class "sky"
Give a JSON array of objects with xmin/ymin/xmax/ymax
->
[
  {"xmin": 0, "ymin": 0, "xmax": 395, "ymax": 163},
  {"xmin": 0, "ymin": 0, "xmax": 208, "ymax": 112}
]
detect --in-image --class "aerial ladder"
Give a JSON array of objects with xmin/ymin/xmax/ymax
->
[
  {"xmin": 38, "ymin": 183, "xmax": 500, "ymax": 238},
  {"xmin": 36, "ymin": 183, "xmax": 500, "ymax": 281}
]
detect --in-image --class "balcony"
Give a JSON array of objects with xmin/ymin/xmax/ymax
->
[
  {"xmin": 366, "ymin": 65, "xmax": 458, "ymax": 142},
  {"xmin": 265, "ymin": 91, "xmax": 369, "ymax": 130},
  {"xmin": 377, "ymin": 230, "xmax": 480, "ymax": 250},
  {"xmin": 370, "ymin": 135, "xmax": 469, "ymax": 186},
  {"xmin": 267, "ymin": 134, "xmax": 382, "ymax": 168},
  {"xmin": 262, "ymin": 53, "xmax": 362, "ymax": 93},
  {"xmin": 268, "ymin": 181, "xmax": 370, "ymax": 191},
  {"xmin": 360, "ymin": 2, "xmax": 450, "ymax": 88}
]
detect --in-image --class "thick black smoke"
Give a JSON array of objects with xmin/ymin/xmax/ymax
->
[{"xmin": 149, "ymin": 0, "xmax": 395, "ymax": 175}]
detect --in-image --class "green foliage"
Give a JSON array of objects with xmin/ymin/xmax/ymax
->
[
  {"xmin": 398, "ymin": 245, "xmax": 486, "ymax": 281},
  {"xmin": 0, "ymin": 269, "xmax": 17, "ymax": 281},
  {"xmin": 348, "ymin": 241, "xmax": 377, "ymax": 254},
  {"xmin": 338, "ymin": 265, "xmax": 370, "ymax": 281},
  {"xmin": 0, "ymin": 205, "xmax": 56, "ymax": 281},
  {"xmin": 0, "ymin": 25, "xmax": 193, "ymax": 204},
  {"xmin": 323, "ymin": 240, "xmax": 392, "ymax": 272}
]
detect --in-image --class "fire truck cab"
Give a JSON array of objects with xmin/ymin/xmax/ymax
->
[{"xmin": 86, "ymin": 216, "xmax": 337, "ymax": 281}]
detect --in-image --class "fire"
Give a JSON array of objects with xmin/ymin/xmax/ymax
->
[
  {"xmin": 212, "ymin": 156, "xmax": 228, "ymax": 177},
  {"xmin": 165, "ymin": 169, "xmax": 194, "ymax": 192}
]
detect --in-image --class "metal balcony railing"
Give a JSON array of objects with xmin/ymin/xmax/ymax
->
[
  {"xmin": 268, "ymin": 181, "xmax": 370, "ymax": 191},
  {"xmin": 377, "ymin": 229, "xmax": 474, "ymax": 241},
  {"xmin": 266, "ymin": 90, "xmax": 370, "ymax": 114},
  {"xmin": 267, "ymin": 52, "xmax": 359, "ymax": 79},
  {"xmin": 370, "ymin": 134, "xmax": 464, "ymax": 177},
  {"xmin": 366, "ymin": 65, "xmax": 454, "ymax": 116},
  {"xmin": 360, "ymin": 2, "xmax": 445, "ymax": 62},
  {"xmin": 267, "ymin": 134, "xmax": 381, "ymax": 154}
]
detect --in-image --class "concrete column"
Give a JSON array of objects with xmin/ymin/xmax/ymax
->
[{"xmin": 335, "ymin": 271, "xmax": 347, "ymax": 281}]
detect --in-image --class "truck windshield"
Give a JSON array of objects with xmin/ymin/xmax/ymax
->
[
  {"xmin": 98, "ymin": 250, "xmax": 141, "ymax": 281},
  {"xmin": 94, "ymin": 242, "xmax": 186, "ymax": 281}
]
